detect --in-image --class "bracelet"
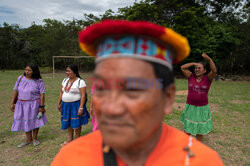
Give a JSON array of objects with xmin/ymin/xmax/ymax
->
[
  {"xmin": 79, "ymin": 108, "xmax": 83, "ymax": 110},
  {"xmin": 39, "ymin": 105, "xmax": 45, "ymax": 108}
]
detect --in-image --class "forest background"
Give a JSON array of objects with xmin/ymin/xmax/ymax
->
[{"xmin": 0, "ymin": 0, "xmax": 249, "ymax": 75}]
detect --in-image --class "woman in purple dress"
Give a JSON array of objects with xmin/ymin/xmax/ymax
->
[{"xmin": 10, "ymin": 64, "xmax": 48, "ymax": 148}]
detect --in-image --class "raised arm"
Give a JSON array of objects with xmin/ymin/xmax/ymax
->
[
  {"xmin": 202, "ymin": 53, "xmax": 217, "ymax": 81},
  {"xmin": 181, "ymin": 63, "xmax": 198, "ymax": 78}
]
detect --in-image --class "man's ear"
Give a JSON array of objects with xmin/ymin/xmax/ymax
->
[{"xmin": 163, "ymin": 84, "xmax": 176, "ymax": 115}]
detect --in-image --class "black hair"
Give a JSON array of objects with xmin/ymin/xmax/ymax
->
[
  {"xmin": 24, "ymin": 64, "xmax": 42, "ymax": 79},
  {"xmin": 197, "ymin": 61, "xmax": 206, "ymax": 69},
  {"xmin": 66, "ymin": 64, "xmax": 82, "ymax": 79},
  {"xmin": 66, "ymin": 64, "xmax": 87, "ymax": 102},
  {"xmin": 149, "ymin": 62, "xmax": 174, "ymax": 91}
]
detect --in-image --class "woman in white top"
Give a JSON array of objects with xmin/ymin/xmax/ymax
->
[{"xmin": 57, "ymin": 64, "xmax": 90, "ymax": 146}]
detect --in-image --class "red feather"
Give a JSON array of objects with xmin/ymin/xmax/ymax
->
[{"xmin": 79, "ymin": 20, "xmax": 165, "ymax": 45}]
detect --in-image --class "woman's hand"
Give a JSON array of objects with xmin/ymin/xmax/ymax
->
[
  {"xmin": 57, "ymin": 103, "xmax": 61, "ymax": 112},
  {"xmin": 39, "ymin": 108, "xmax": 46, "ymax": 114},
  {"xmin": 202, "ymin": 52, "xmax": 211, "ymax": 61},
  {"xmin": 10, "ymin": 104, "xmax": 15, "ymax": 112},
  {"xmin": 78, "ymin": 109, "xmax": 83, "ymax": 116}
]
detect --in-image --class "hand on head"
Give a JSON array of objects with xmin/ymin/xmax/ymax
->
[{"xmin": 194, "ymin": 63, "xmax": 201, "ymax": 67}]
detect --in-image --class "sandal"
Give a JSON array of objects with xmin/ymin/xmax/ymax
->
[
  {"xmin": 33, "ymin": 140, "xmax": 40, "ymax": 146},
  {"xmin": 17, "ymin": 142, "xmax": 31, "ymax": 148}
]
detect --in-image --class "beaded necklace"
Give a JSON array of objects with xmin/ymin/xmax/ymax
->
[{"xmin": 64, "ymin": 78, "xmax": 76, "ymax": 93}]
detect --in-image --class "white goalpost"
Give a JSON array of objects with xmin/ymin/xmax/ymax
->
[{"xmin": 52, "ymin": 56, "xmax": 94, "ymax": 78}]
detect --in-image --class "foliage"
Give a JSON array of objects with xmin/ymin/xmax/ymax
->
[
  {"xmin": 116, "ymin": 0, "xmax": 250, "ymax": 75},
  {"xmin": 0, "ymin": 0, "xmax": 249, "ymax": 74}
]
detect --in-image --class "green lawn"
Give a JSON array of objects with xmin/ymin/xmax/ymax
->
[{"xmin": 0, "ymin": 71, "xmax": 249, "ymax": 166}]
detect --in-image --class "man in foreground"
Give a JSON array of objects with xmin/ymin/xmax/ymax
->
[{"xmin": 52, "ymin": 20, "xmax": 224, "ymax": 166}]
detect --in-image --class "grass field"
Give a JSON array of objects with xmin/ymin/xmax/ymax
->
[{"xmin": 0, "ymin": 70, "xmax": 249, "ymax": 166}]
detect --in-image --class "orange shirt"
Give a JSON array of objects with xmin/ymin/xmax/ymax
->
[{"xmin": 51, "ymin": 124, "xmax": 224, "ymax": 166}]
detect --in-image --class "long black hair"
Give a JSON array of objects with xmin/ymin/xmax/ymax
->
[
  {"xmin": 24, "ymin": 64, "xmax": 42, "ymax": 80},
  {"xmin": 66, "ymin": 64, "xmax": 87, "ymax": 102},
  {"xmin": 66, "ymin": 64, "xmax": 82, "ymax": 79}
]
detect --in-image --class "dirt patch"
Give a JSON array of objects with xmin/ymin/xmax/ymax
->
[
  {"xmin": 174, "ymin": 103, "xmax": 185, "ymax": 111},
  {"xmin": 231, "ymin": 100, "xmax": 250, "ymax": 104},
  {"xmin": 0, "ymin": 146, "xmax": 29, "ymax": 165},
  {"xmin": 210, "ymin": 104, "xmax": 219, "ymax": 113},
  {"xmin": 176, "ymin": 90, "xmax": 188, "ymax": 96}
]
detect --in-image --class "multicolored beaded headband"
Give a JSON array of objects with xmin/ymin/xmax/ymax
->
[{"xmin": 79, "ymin": 20, "xmax": 190, "ymax": 70}]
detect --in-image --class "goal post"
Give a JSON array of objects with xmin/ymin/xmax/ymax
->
[{"xmin": 52, "ymin": 56, "xmax": 95, "ymax": 79}]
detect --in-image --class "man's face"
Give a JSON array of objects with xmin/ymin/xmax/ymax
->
[{"xmin": 93, "ymin": 58, "xmax": 171, "ymax": 150}]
